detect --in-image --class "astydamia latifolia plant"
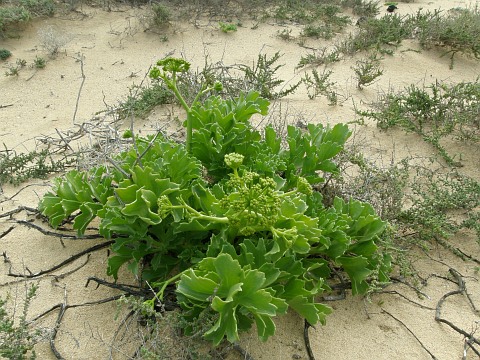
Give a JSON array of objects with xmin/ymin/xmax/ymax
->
[{"xmin": 39, "ymin": 57, "xmax": 391, "ymax": 345}]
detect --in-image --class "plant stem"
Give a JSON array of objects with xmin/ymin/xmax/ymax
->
[
  {"xmin": 164, "ymin": 72, "xmax": 193, "ymax": 152},
  {"xmin": 155, "ymin": 271, "xmax": 184, "ymax": 301}
]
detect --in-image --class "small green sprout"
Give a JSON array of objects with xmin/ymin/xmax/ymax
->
[
  {"xmin": 218, "ymin": 22, "xmax": 237, "ymax": 33},
  {"xmin": 213, "ymin": 81, "xmax": 223, "ymax": 92},
  {"xmin": 0, "ymin": 49, "xmax": 12, "ymax": 61},
  {"xmin": 33, "ymin": 56, "xmax": 46, "ymax": 69},
  {"xmin": 122, "ymin": 129, "xmax": 133, "ymax": 139}
]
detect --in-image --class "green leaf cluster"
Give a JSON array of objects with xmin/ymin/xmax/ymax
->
[{"xmin": 38, "ymin": 58, "xmax": 391, "ymax": 345}]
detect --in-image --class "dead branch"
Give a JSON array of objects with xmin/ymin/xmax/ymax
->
[
  {"xmin": 85, "ymin": 277, "xmax": 146, "ymax": 297},
  {"xmin": 0, "ymin": 185, "xmax": 50, "ymax": 204},
  {"xmin": 7, "ymin": 241, "xmax": 113, "ymax": 278},
  {"xmin": 55, "ymin": 128, "xmax": 75, "ymax": 152},
  {"xmin": 14, "ymin": 220, "xmax": 104, "ymax": 240},
  {"xmin": 72, "ymin": 53, "xmax": 86, "ymax": 125},
  {"xmin": 322, "ymin": 266, "xmax": 347, "ymax": 301},
  {"xmin": 31, "ymin": 293, "xmax": 126, "ymax": 360},
  {"xmin": 464, "ymin": 336, "xmax": 480, "ymax": 359},
  {"xmin": 377, "ymin": 290, "xmax": 436, "ymax": 310},
  {"xmin": 112, "ymin": 310, "xmax": 136, "ymax": 359},
  {"xmin": 0, "ymin": 226, "xmax": 14, "ymax": 239},
  {"xmin": 50, "ymin": 287, "xmax": 67, "ymax": 360},
  {"xmin": 233, "ymin": 343, "xmax": 255, "ymax": 360},
  {"xmin": 390, "ymin": 276, "xmax": 431, "ymax": 300},
  {"xmin": 0, "ymin": 205, "xmax": 38, "ymax": 218},
  {"xmin": 382, "ymin": 309, "xmax": 437, "ymax": 359},
  {"xmin": 435, "ymin": 268, "xmax": 480, "ymax": 347},
  {"xmin": 304, "ymin": 320, "xmax": 316, "ymax": 360}
]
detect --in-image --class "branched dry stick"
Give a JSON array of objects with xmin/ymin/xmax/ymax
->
[
  {"xmin": 304, "ymin": 320, "xmax": 316, "ymax": 360},
  {"xmin": 14, "ymin": 219, "xmax": 104, "ymax": 240},
  {"xmin": 55, "ymin": 128, "xmax": 75, "ymax": 152},
  {"xmin": 233, "ymin": 343, "xmax": 255, "ymax": 360},
  {"xmin": 132, "ymin": 130, "xmax": 163, "ymax": 169},
  {"xmin": 377, "ymin": 290, "xmax": 436, "ymax": 310},
  {"xmin": 112, "ymin": 310, "xmax": 136, "ymax": 359},
  {"xmin": 7, "ymin": 241, "xmax": 113, "ymax": 278},
  {"xmin": 72, "ymin": 53, "xmax": 86, "ymax": 125},
  {"xmin": 464, "ymin": 335, "xmax": 480, "ymax": 359},
  {"xmin": 85, "ymin": 277, "xmax": 146, "ymax": 297},
  {"xmin": 0, "ymin": 226, "xmax": 14, "ymax": 239},
  {"xmin": 433, "ymin": 235, "xmax": 480, "ymax": 265},
  {"xmin": 382, "ymin": 309, "xmax": 438, "ymax": 359},
  {"xmin": 0, "ymin": 205, "xmax": 38, "ymax": 218},
  {"xmin": 30, "ymin": 293, "xmax": 126, "ymax": 360},
  {"xmin": 105, "ymin": 155, "xmax": 131, "ymax": 178},
  {"xmin": 435, "ymin": 268, "xmax": 480, "ymax": 347},
  {"xmin": 0, "ymin": 185, "xmax": 50, "ymax": 204},
  {"xmin": 390, "ymin": 276, "xmax": 431, "ymax": 300}
]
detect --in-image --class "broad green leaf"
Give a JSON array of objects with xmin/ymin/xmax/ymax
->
[
  {"xmin": 205, "ymin": 299, "xmax": 238, "ymax": 345},
  {"xmin": 121, "ymin": 188, "xmax": 162, "ymax": 225},
  {"xmin": 253, "ymin": 313, "xmax": 276, "ymax": 341},
  {"xmin": 177, "ymin": 269, "xmax": 218, "ymax": 302},
  {"xmin": 288, "ymin": 295, "xmax": 331, "ymax": 326},
  {"xmin": 73, "ymin": 202, "xmax": 103, "ymax": 235},
  {"xmin": 337, "ymin": 256, "xmax": 372, "ymax": 295},
  {"xmin": 212, "ymin": 254, "xmax": 243, "ymax": 296},
  {"xmin": 348, "ymin": 240, "xmax": 378, "ymax": 256},
  {"xmin": 264, "ymin": 126, "xmax": 281, "ymax": 153},
  {"xmin": 107, "ymin": 255, "xmax": 132, "ymax": 280}
]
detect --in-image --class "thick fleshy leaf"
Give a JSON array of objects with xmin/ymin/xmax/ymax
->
[
  {"xmin": 121, "ymin": 188, "xmax": 161, "ymax": 225},
  {"xmin": 177, "ymin": 269, "xmax": 218, "ymax": 302},
  {"xmin": 205, "ymin": 299, "xmax": 238, "ymax": 345},
  {"xmin": 288, "ymin": 295, "xmax": 332, "ymax": 326},
  {"xmin": 337, "ymin": 256, "xmax": 372, "ymax": 295},
  {"xmin": 73, "ymin": 202, "xmax": 103, "ymax": 235}
]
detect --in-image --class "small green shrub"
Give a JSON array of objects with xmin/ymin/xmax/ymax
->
[
  {"xmin": 337, "ymin": 13, "xmax": 410, "ymax": 55},
  {"xmin": 16, "ymin": 58, "xmax": 27, "ymax": 67},
  {"xmin": 5, "ymin": 65, "xmax": 19, "ymax": 76},
  {"xmin": 0, "ymin": 285, "xmax": 40, "ymax": 360},
  {"xmin": 237, "ymin": 51, "xmax": 302, "ymax": 99},
  {"xmin": 341, "ymin": 0, "xmax": 380, "ymax": 17},
  {"xmin": 399, "ymin": 169, "xmax": 480, "ymax": 248},
  {"xmin": 20, "ymin": 0, "xmax": 56, "ymax": 16},
  {"xmin": 33, "ymin": 56, "xmax": 46, "ymax": 69},
  {"xmin": 151, "ymin": 3, "xmax": 171, "ymax": 28},
  {"xmin": 297, "ymin": 47, "xmax": 341, "ymax": 69},
  {"xmin": 352, "ymin": 53, "xmax": 383, "ymax": 89},
  {"xmin": 302, "ymin": 68, "xmax": 338, "ymax": 104},
  {"xmin": 218, "ymin": 21, "xmax": 237, "ymax": 32},
  {"xmin": 358, "ymin": 79, "xmax": 480, "ymax": 164},
  {"xmin": 0, "ymin": 146, "xmax": 68, "ymax": 185},
  {"xmin": 118, "ymin": 82, "xmax": 174, "ymax": 119},
  {"xmin": 276, "ymin": 28, "xmax": 293, "ymax": 41},
  {"xmin": 0, "ymin": 6, "xmax": 30, "ymax": 37},
  {"xmin": 302, "ymin": 23, "xmax": 334, "ymax": 39},
  {"xmin": 0, "ymin": 48, "xmax": 12, "ymax": 60},
  {"xmin": 413, "ymin": 7, "xmax": 480, "ymax": 68}
]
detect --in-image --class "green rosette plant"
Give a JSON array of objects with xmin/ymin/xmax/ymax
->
[{"xmin": 38, "ymin": 57, "xmax": 391, "ymax": 345}]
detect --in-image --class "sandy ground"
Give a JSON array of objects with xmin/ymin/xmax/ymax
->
[{"xmin": 1, "ymin": 1, "xmax": 479, "ymax": 359}]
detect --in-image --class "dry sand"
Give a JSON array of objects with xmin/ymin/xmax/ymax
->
[{"xmin": 1, "ymin": 1, "xmax": 479, "ymax": 359}]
